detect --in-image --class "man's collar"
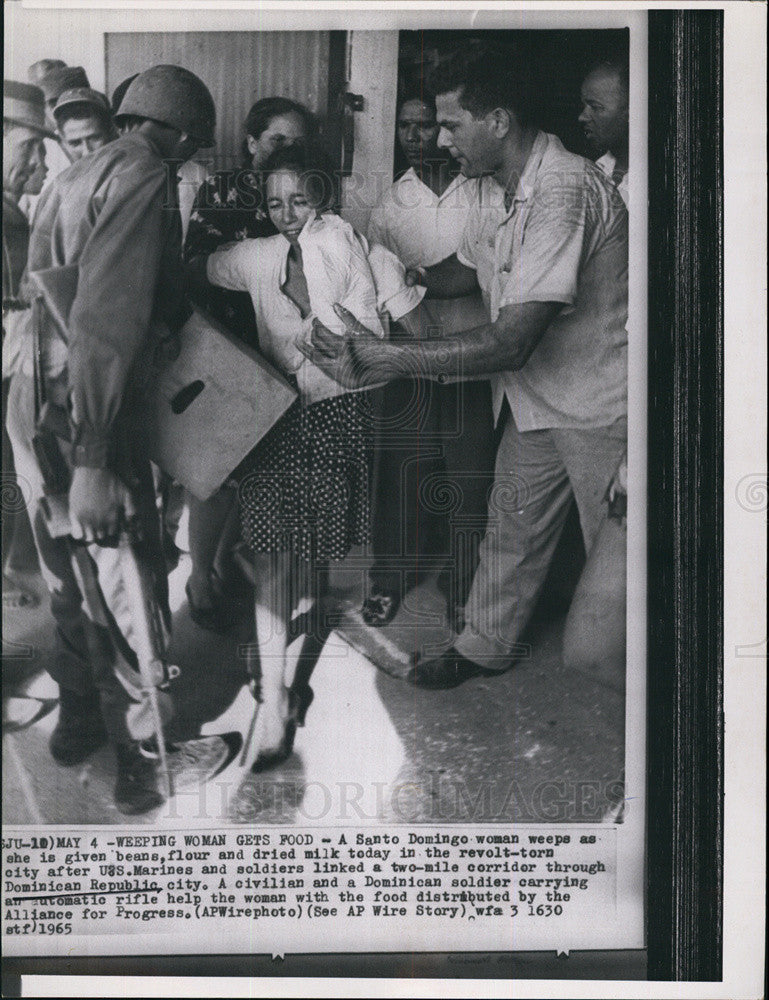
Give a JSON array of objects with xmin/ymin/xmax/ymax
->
[
  {"xmin": 596, "ymin": 151, "xmax": 616, "ymax": 176},
  {"xmin": 491, "ymin": 130, "xmax": 548, "ymax": 213},
  {"xmin": 516, "ymin": 130, "xmax": 548, "ymax": 201},
  {"xmin": 398, "ymin": 164, "xmax": 469, "ymax": 200}
]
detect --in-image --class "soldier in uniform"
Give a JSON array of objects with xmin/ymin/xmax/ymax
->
[{"xmin": 5, "ymin": 65, "xmax": 217, "ymax": 814}]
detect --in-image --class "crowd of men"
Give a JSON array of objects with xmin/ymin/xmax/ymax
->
[{"xmin": 2, "ymin": 46, "xmax": 629, "ymax": 815}]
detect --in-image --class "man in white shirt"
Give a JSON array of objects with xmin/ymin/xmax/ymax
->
[
  {"xmin": 579, "ymin": 59, "xmax": 629, "ymax": 207},
  {"xmin": 563, "ymin": 58, "xmax": 630, "ymax": 689},
  {"xmin": 363, "ymin": 91, "xmax": 494, "ymax": 629},
  {"xmin": 309, "ymin": 47, "xmax": 628, "ymax": 689}
]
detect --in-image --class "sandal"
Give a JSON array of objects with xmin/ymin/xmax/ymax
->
[
  {"xmin": 185, "ymin": 579, "xmax": 232, "ymax": 633},
  {"xmin": 361, "ymin": 589, "xmax": 401, "ymax": 627}
]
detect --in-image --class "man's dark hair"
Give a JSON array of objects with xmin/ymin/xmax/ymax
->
[
  {"xmin": 57, "ymin": 102, "xmax": 113, "ymax": 132},
  {"xmin": 259, "ymin": 142, "xmax": 338, "ymax": 212},
  {"xmin": 584, "ymin": 58, "xmax": 629, "ymax": 98},
  {"xmin": 397, "ymin": 89, "xmax": 437, "ymax": 116},
  {"xmin": 427, "ymin": 45, "xmax": 536, "ymax": 127}
]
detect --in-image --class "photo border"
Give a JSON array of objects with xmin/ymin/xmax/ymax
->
[{"xmin": 1, "ymin": 5, "xmax": 725, "ymax": 990}]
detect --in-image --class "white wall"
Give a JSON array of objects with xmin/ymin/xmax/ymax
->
[{"xmin": 340, "ymin": 30, "xmax": 398, "ymax": 234}]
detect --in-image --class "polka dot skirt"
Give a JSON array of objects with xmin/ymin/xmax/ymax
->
[{"xmin": 238, "ymin": 393, "xmax": 373, "ymax": 562}]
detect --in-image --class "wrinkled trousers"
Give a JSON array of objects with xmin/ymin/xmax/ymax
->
[
  {"xmin": 455, "ymin": 406, "xmax": 627, "ymax": 669},
  {"xmin": 6, "ymin": 371, "xmax": 170, "ymax": 743}
]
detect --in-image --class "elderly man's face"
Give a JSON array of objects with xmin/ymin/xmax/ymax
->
[
  {"xmin": 435, "ymin": 88, "xmax": 498, "ymax": 178},
  {"xmin": 3, "ymin": 124, "xmax": 47, "ymax": 201},
  {"xmin": 24, "ymin": 148, "xmax": 48, "ymax": 195},
  {"xmin": 578, "ymin": 68, "xmax": 629, "ymax": 155}
]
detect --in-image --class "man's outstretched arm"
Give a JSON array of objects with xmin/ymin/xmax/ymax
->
[{"xmin": 311, "ymin": 300, "xmax": 563, "ymax": 383}]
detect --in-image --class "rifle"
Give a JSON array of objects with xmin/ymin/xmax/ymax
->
[
  {"xmin": 40, "ymin": 496, "xmax": 176, "ymax": 801},
  {"xmin": 29, "ymin": 266, "xmax": 176, "ymax": 800}
]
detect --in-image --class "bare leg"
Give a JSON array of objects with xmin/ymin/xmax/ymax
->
[
  {"xmin": 186, "ymin": 488, "xmax": 235, "ymax": 617},
  {"xmin": 247, "ymin": 549, "xmax": 292, "ymax": 770},
  {"xmin": 212, "ymin": 489, "xmax": 243, "ymax": 584},
  {"xmin": 284, "ymin": 561, "xmax": 328, "ymax": 725}
]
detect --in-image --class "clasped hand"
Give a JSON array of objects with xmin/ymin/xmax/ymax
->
[
  {"xmin": 69, "ymin": 466, "xmax": 136, "ymax": 544},
  {"xmin": 299, "ymin": 303, "xmax": 386, "ymax": 388}
]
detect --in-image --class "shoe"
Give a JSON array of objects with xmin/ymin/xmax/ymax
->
[
  {"xmin": 250, "ymin": 716, "xmax": 298, "ymax": 773},
  {"xmin": 114, "ymin": 742, "xmax": 164, "ymax": 815},
  {"xmin": 185, "ymin": 579, "xmax": 232, "ymax": 633},
  {"xmin": 49, "ymin": 688, "xmax": 108, "ymax": 766},
  {"xmin": 361, "ymin": 589, "xmax": 401, "ymax": 627},
  {"xmin": 288, "ymin": 683, "xmax": 314, "ymax": 727},
  {"xmin": 249, "ymin": 686, "xmax": 311, "ymax": 773},
  {"xmin": 406, "ymin": 647, "xmax": 495, "ymax": 690},
  {"xmin": 3, "ymin": 696, "xmax": 57, "ymax": 733}
]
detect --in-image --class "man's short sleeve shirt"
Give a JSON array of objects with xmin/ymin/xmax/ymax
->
[{"xmin": 458, "ymin": 131, "xmax": 628, "ymax": 430}]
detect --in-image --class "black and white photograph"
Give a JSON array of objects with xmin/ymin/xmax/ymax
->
[{"xmin": 1, "ymin": 0, "xmax": 764, "ymax": 993}]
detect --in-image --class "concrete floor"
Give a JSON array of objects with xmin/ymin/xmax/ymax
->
[{"xmin": 2, "ymin": 534, "xmax": 625, "ymax": 827}]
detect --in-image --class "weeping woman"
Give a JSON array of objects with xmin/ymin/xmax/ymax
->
[
  {"xmin": 183, "ymin": 97, "xmax": 317, "ymax": 630},
  {"xmin": 198, "ymin": 144, "xmax": 433, "ymax": 770}
]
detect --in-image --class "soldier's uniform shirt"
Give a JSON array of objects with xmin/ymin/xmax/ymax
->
[
  {"xmin": 5, "ymin": 130, "xmax": 185, "ymax": 739},
  {"xmin": 29, "ymin": 130, "xmax": 190, "ymax": 467}
]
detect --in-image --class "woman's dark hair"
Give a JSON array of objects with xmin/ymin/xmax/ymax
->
[
  {"xmin": 259, "ymin": 142, "xmax": 338, "ymax": 213},
  {"xmin": 111, "ymin": 74, "xmax": 138, "ymax": 115},
  {"xmin": 241, "ymin": 96, "xmax": 317, "ymax": 165}
]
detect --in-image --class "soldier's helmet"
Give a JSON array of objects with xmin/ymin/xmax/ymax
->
[{"xmin": 114, "ymin": 65, "xmax": 216, "ymax": 147}]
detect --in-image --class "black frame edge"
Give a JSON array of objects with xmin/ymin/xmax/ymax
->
[{"xmin": 647, "ymin": 8, "xmax": 724, "ymax": 982}]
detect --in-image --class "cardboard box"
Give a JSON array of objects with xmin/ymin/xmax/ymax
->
[
  {"xmin": 145, "ymin": 308, "xmax": 297, "ymax": 499},
  {"xmin": 30, "ymin": 267, "xmax": 297, "ymax": 500}
]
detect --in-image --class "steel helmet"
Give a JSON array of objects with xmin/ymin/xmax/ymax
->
[{"xmin": 115, "ymin": 65, "xmax": 216, "ymax": 147}]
